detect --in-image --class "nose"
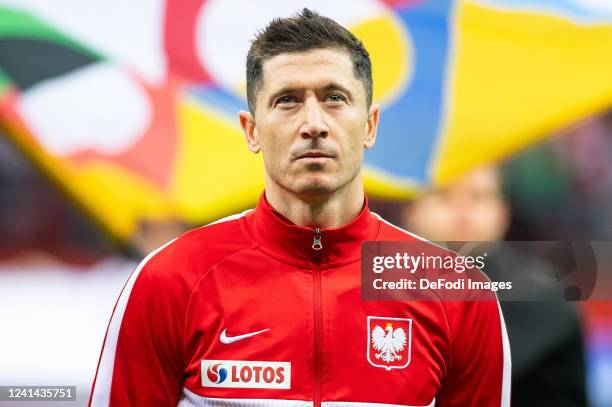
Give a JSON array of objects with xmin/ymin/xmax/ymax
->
[{"xmin": 299, "ymin": 97, "xmax": 329, "ymax": 139}]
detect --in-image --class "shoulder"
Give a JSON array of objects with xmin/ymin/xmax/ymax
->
[
  {"xmin": 371, "ymin": 212, "xmax": 427, "ymax": 242},
  {"xmin": 371, "ymin": 212, "xmax": 501, "ymax": 305},
  {"xmin": 131, "ymin": 209, "xmax": 255, "ymax": 294},
  {"xmin": 105, "ymin": 210, "xmax": 256, "ymax": 347}
]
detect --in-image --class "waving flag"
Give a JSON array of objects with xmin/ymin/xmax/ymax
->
[{"xmin": 1, "ymin": 0, "xmax": 611, "ymax": 241}]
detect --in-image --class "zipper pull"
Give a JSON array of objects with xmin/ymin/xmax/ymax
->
[{"xmin": 312, "ymin": 227, "xmax": 323, "ymax": 251}]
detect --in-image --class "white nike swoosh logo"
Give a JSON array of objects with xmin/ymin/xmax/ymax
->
[{"xmin": 219, "ymin": 328, "xmax": 270, "ymax": 344}]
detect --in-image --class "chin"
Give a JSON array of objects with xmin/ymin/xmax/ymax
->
[
  {"xmin": 296, "ymin": 183, "xmax": 334, "ymax": 196},
  {"xmin": 292, "ymin": 176, "xmax": 337, "ymax": 196}
]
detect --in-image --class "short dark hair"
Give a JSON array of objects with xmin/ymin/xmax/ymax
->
[{"xmin": 246, "ymin": 8, "xmax": 373, "ymax": 114}]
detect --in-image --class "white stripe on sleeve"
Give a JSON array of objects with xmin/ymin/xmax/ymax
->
[
  {"xmin": 90, "ymin": 238, "xmax": 176, "ymax": 406},
  {"xmin": 90, "ymin": 209, "xmax": 252, "ymax": 406},
  {"xmin": 497, "ymin": 302, "xmax": 512, "ymax": 407}
]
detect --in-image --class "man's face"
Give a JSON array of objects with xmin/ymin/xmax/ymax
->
[
  {"xmin": 404, "ymin": 167, "xmax": 510, "ymax": 241},
  {"xmin": 240, "ymin": 48, "xmax": 378, "ymax": 197}
]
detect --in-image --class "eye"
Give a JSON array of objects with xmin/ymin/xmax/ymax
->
[
  {"xmin": 277, "ymin": 95, "xmax": 296, "ymax": 105},
  {"xmin": 327, "ymin": 93, "xmax": 346, "ymax": 103}
]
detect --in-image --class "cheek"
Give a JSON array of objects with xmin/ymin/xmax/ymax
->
[
  {"xmin": 263, "ymin": 142, "xmax": 289, "ymax": 174},
  {"xmin": 473, "ymin": 203, "xmax": 507, "ymax": 233},
  {"xmin": 413, "ymin": 203, "xmax": 455, "ymax": 238},
  {"xmin": 258, "ymin": 124, "xmax": 292, "ymax": 163},
  {"xmin": 338, "ymin": 122, "xmax": 367, "ymax": 159},
  {"xmin": 432, "ymin": 207, "xmax": 456, "ymax": 232}
]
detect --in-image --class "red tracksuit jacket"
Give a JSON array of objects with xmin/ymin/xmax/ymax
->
[{"xmin": 90, "ymin": 193, "xmax": 511, "ymax": 407}]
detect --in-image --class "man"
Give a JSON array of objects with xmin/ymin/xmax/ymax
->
[
  {"xmin": 402, "ymin": 166, "xmax": 510, "ymax": 243},
  {"xmin": 89, "ymin": 9, "xmax": 510, "ymax": 406},
  {"xmin": 403, "ymin": 165, "xmax": 587, "ymax": 406}
]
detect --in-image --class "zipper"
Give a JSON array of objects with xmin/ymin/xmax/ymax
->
[
  {"xmin": 312, "ymin": 228, "xmax": 323, "ymax": 407},
  {"xmin": 312, "ymin": 227, "xmax": 323, "ymax": 250}
]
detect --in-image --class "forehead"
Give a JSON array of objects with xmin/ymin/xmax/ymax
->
[
  {"xmin": 259, "ymin": 48, "xmax": 359, "ymax": 93},
  {"xmin": 459, "ymin": 167, "xmax": 501, "ymax": 192},
  {"xmin": 437, "ymin": 167, "xmax": 502, "ymax": 198}
]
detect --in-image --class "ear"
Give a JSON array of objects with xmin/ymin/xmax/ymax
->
[
  {"xmin": 364, "ymin": 104, "xmax": 380, "ymax": 149},
  {"xmin": 239, "ymin": 110, "xmax": 260, "ymax": 153}
]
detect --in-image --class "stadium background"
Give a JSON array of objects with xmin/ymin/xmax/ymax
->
[{"xmin": 0, "ymin": 0, "xmax": 611, "ymax": 405}]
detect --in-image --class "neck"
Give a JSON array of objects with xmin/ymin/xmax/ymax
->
[{"xmin": 265, "ymin": 174, "xmax": 365, "ymax": 229}]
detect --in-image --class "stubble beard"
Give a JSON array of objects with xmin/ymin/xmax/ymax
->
[{"xmin": 285, "ymin": 162, "xmax": 361, "ymax": 199}]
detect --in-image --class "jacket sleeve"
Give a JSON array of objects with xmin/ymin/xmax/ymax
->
[
  {"xmin": 89, "ymin": 241, "xmax": 187, "ymax": 407},
  {"xmin": 436, "ymin": 299, "xmax": 511, "ymax": 407}
]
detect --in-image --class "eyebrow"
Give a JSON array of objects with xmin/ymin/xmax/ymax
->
[
  {"xmin": 267, "ymin": 82, "xmax": 355, "ymax": 107},
  {"xmin": 321, "ymin": 83, "xmax": 354, "ymax": 101},
  {"xmin": 267, "ymin": 87, "xmax": 297, "ymax": 107}
]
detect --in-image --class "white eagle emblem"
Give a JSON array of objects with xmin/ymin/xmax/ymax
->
[
  {"xmin": 371, "ymin": 323, "xmax": 407, "ymax": 363},
  {"xmin": 367, "ymin": 316, "xmax": 412, "ymax": 370}
]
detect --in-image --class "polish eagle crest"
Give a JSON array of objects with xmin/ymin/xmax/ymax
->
[{"xmin": 367, "ymin": 316, "xmax": 412, "ymax": 370}]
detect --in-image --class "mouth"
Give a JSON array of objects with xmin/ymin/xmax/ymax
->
[{"xmin": 295, "ymin": 151, "xmax": 334, "ymax": 160}]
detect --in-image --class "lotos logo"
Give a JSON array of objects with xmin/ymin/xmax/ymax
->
[
  {"xmin": 201, "ymin": 360, "xmax": 290, "ymax": 389},
  {"xmin": 206, "ymin": 363, "xmax": 228, "ymax": 384}
]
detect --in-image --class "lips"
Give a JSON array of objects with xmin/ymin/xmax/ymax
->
[{"xmin": 295, "ymin": 151, "xmax": 334, "ymax": 160}]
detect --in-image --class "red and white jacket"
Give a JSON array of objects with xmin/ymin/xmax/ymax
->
[{"xmin": 89, "ymin": 193, "xmax": 511, "ymax": 407}]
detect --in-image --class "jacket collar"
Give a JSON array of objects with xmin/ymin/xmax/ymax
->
[{"xmin": 246, "ymin": 192, "xmax": 380, "ymax": 266}]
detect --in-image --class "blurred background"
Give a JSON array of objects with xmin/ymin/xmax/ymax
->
[{"xmin": 0, "ymin": 0, "xmax": 611, "ymax": 406}]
